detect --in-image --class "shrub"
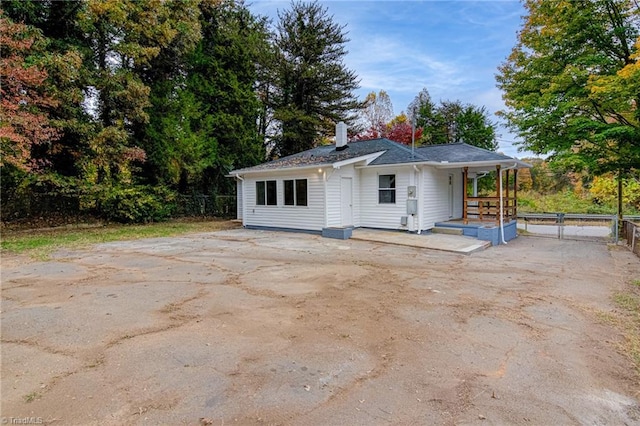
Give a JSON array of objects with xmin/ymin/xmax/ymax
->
[{"xmin": 96, "ymin": 185, "xmax": 177, "ymax": 223}]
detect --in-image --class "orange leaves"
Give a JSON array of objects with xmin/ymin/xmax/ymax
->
[{"xmin": 0, "ymin": 16, "xmax": 60, "ymax": 172}]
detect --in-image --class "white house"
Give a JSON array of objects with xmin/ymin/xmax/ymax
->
[{"xmin": 229, "ymin": 123, "xmax": 530, "ymax": 244}]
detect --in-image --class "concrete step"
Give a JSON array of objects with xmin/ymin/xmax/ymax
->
[{"xmin": 431, "ymin": 226, "xmax": 464, "ymax": 235}]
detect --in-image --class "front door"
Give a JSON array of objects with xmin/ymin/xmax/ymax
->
[{"xmin": 341, "ymin": 177, "xmax": 353, "ymax": 227}]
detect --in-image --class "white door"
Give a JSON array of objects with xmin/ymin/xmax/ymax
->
[
  {"xmin": 448, "ymin": 174, "xmax": 454, "ymax": 218},
  {"xmin": 341, "ymin": 177, "xmax": 353, "ymax": 226}
]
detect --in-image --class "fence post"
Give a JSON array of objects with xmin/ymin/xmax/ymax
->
[
  {"xmin": 556, "ymin": 213, "xmax": 565, "ymax": 239},
  {"xmin": 613, "ymin": 215, "xmax": 618, "ymax": 244}
]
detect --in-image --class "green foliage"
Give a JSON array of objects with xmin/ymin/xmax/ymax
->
[
  {"xmin": 95, "ymin": 185, "xmax": 176, "ymax": 223},
  {"xmin": 517, "ymin": 190, "xmax": 618, "ymax": 214},
  {"xmin": 496, "ymin": 0, "xmax": 640, "ymax": 214},
  {"xmin": 408, "ymin": 89, "xmax": 498, "ymax": 150},
  {"xmin": 271, "ymin": 0, "xmax": 360, "ymax": 157}
]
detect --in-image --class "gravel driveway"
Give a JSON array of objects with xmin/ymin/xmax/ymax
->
[{"xmin": 2, "ymin": 229, "xmax": 639, "ymax": 425}]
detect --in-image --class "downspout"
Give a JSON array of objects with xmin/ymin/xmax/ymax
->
[
  {"xmin": 499, "ymin": 163, "xmax": 518, "ymax": 244},
  {"xmin": 235, "ymin": 174, "xmax": 245, "ymax": 227}
]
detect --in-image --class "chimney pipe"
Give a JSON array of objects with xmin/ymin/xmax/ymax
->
[{"xmin": 336, "ymin": 121, "xmax": 347, "ymax": 151}]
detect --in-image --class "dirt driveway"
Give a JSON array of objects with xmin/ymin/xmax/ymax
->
[{"xmin": 2, "ymin": 229, "xmax": 640, "ymax": 425}]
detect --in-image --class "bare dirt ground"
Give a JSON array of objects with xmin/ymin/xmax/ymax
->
[{"xmin": 2, "ymin": 229, "xmax": 640, "ymax": 425}]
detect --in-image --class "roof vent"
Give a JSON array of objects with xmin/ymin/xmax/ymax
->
[{"xmin": 336, "ymin": 121, "xmax": 348, "ymax": 151}]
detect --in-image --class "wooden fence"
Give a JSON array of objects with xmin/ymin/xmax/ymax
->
[{"xmin": 622, "ymin": 220, "xmax": 640, "ymax": 257}]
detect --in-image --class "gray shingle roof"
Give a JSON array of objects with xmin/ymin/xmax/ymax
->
[
  {"xmin": 415, "ymin": 143, "xmax": 515, "ymax": 163},
  {"xmin": 229, "ymin": 139, "xmax": 523, "ymax": 174}
]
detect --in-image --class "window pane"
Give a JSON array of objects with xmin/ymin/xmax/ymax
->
[
  {"xmin": 256, "ymin": 181, "xmax": 265, "ymax": 205},
  {"xmin": 284, "ymin": 180, "xmax": 294, "ymax": 205},
  {"xmin": 379, "ymin": 174, "xmax": 395, "ymax": 189},
  {"xmin": 379, "ymin": 189, "xmax": 395, "ymax": 204},
  {"xmin": 266, "ymin": 180, "xmax": 277, "ymax": 205},
  {"xmin": 296, "ymin": 179, "xmax": 307, "ymax": 206}
]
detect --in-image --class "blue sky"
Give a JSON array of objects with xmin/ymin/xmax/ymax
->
[{"xmin": 248, "ymin": 0, "xmax": 533, "ymax": 158}]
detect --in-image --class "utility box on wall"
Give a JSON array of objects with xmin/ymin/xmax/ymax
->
[{"xmin": 406, "ymin": 199, "xmax": 418, "ymax": 215}]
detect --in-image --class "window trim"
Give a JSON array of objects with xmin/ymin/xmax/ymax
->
[{"xmin": 378, "ymin": 174, "xmax": 396, "ymax": 204}]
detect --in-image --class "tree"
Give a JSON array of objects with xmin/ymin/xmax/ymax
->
[
  {"xmin": 4, "ymin": 1, "xmax": 91, "ymax": 178},
  {"xmin": 78, "ymin": 0, "xmax": 197, "ymax": 185},
  {"xmin": 355, "ymin": 90, "xmax": 394, "ymax": 139},
  {"xmin": 384, "ymin": 113, "xmax": 423, "ymax": 145},
  {"xmin": 183, "ymin": 0, "xmax": 269, "ymax": 194},
  {"xmin": 409, "ymin": 90, "xmax": 498, "ymax": 150},
  {"xmin": 496, "ymin": 0, "xmax": 640, "ymax": 219},
  {"xmin": 0, "ymin": 15, "xmax": 59, "ymax": 172},
  {"xmin": 271, "ymin": 0, "xmax": 360, "ymax": 157}
]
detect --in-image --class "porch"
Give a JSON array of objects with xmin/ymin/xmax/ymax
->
[
  {"xmin": 462, "ymin": 165, "xmax": 518, "ymax": 225},
  {"xmin": 435, "ymin": 165, "xmax": 520, "ymax": 245}
]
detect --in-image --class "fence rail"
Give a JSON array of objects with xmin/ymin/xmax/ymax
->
[{"xmin": 622, "ymin": 220, "xmax": 640, "ymax": 257}]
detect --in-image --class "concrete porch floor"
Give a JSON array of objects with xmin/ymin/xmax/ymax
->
[{"xmin": 350, "ymin": 228, "xmax": 492, "ymax": 255}]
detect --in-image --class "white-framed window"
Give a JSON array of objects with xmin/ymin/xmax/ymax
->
[
  {"xmin": 378, "ymin": 174, "xmax": 396, "ymax": 204},
  {"xmin": 256, "ymin": 180, "xmax": 277, "ymax": 205},
  {"xmin": 284, "ymin": 179, "xmax": 308, "ymax": 206}
]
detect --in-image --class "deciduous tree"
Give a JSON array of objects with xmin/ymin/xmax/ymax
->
[
  {"xmin": 356, "ymin": 90, "xmax": 394, "ymax": 139},
  {"xmin": 0, "ymin": 15, "xmax": 59, "ymax": 172},
  {"xmin": 496, "ymin": 0, "xmax": 640, "ymax": 218}
]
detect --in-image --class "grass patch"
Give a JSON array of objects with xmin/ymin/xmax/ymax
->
[
  {"xmin": 1, "ymin": 219, "xmax": 239, "ymax": 259},
  {"xmin": 24, "ymin": 391, "xmax": 39, "ymax": 403},
  {"xmin": 605, "ymin": 281, "xmax": 640, "ymax": 373}
]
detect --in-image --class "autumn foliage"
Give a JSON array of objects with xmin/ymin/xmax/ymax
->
[{"xmin": 0, "ymin": 15, "xmax": 59, "ymax": 171}]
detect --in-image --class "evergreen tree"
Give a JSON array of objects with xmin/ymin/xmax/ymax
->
[
  {"xmin": 184, "ymin": 0, "xmax": 269, "ymax": 194},
  {"xmin": 271, "ymin": 1, "xmax": 360, "ymax": 157}
]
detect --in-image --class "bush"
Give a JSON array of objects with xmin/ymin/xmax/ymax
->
[{"xmin": 96, "ymin": 185, "xmax": 177, "ymax": 223}]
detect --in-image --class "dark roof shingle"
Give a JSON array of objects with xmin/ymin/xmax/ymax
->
[{"xmin": 230, "ymin": 139, "xmax": 522, "ymax": 174}]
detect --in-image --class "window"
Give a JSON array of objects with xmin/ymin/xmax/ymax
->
[
  {"xmin": 256, "ymin": 180, "xmax": 277, "ymax": 205},
  {"xmin": 284, "ymin": 179, "xmax": 308, "ymax": 206},
  {"xmin": 378, "ymin": 174, "xmax": 396, "ymax": 204}
]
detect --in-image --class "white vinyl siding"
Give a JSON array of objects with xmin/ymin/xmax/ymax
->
[
  {"xmin": 242, "ymin": 170, "xmax": 325, "ymax": 231},
  {"xmin": 324, "ymin": 165, "xmax": 359, "ymax": 228},
  {"xmin": 359, "ymin": 168, "xmax": 411, "ymax": 229},
  {"xmin": 421, "ymin": 167, "xmax": 461, "ymax": 229},
  {"xmin": 236, "ymin": 179, "xmax": 243, "ymax": 220}
]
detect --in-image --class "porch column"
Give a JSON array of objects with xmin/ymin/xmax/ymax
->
[
  {"xmin": 513, "ymin": 169, "xmax": 518, "ymax": 220},
  {"xmin": 506, "ymin": 169, "xmax": 510, "ymax": 221},
  {"xmin": 463, "ymin": 167, "xmax": 468, "ymax": 224},
  {"xmin": 495, "ymin": 165, "xmax": 501, "ymax": 225}
]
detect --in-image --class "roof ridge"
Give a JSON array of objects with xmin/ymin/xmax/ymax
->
[{"xmin": 380, "ymin": 138, "xmax": 430, "ymax": 161}]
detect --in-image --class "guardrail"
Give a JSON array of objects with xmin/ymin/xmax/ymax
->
[{"xmin": 516, "ymin": 213, "xmax": 639, "ymax": 242}]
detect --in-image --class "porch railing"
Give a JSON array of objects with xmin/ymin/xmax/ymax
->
[{"xmin": 464, "ymin": 197, "xmax": 517, "ymax": 224}]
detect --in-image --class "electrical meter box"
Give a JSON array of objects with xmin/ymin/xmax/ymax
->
[
  {"xmin": 406, "ymin": 199, "xmax": 418, "ymax": 215},
  {"xmin": 407, "ymin": 186, "xmax": 416, "ymax": 198}
]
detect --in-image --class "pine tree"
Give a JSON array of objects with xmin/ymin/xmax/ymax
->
[{"xmin": 271, "ymin": 1, "xmax": 360, "ymax": 157}]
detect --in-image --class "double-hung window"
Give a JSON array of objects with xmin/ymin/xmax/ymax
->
[
  {"xmin": 378, "ymin": 174, "xmax": 396, "ymax": 204},
  {"xmin": 284, "ymin": 179, "xmax": 308, "ymax": 206},
  {"xmin": 256, "ymin": 180, "xmax": 277, "ymax": 205}
]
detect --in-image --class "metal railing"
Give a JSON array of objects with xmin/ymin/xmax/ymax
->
[{"xmin": 517, "ymin": 213, "xmax": 640, "ymax": 243}]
